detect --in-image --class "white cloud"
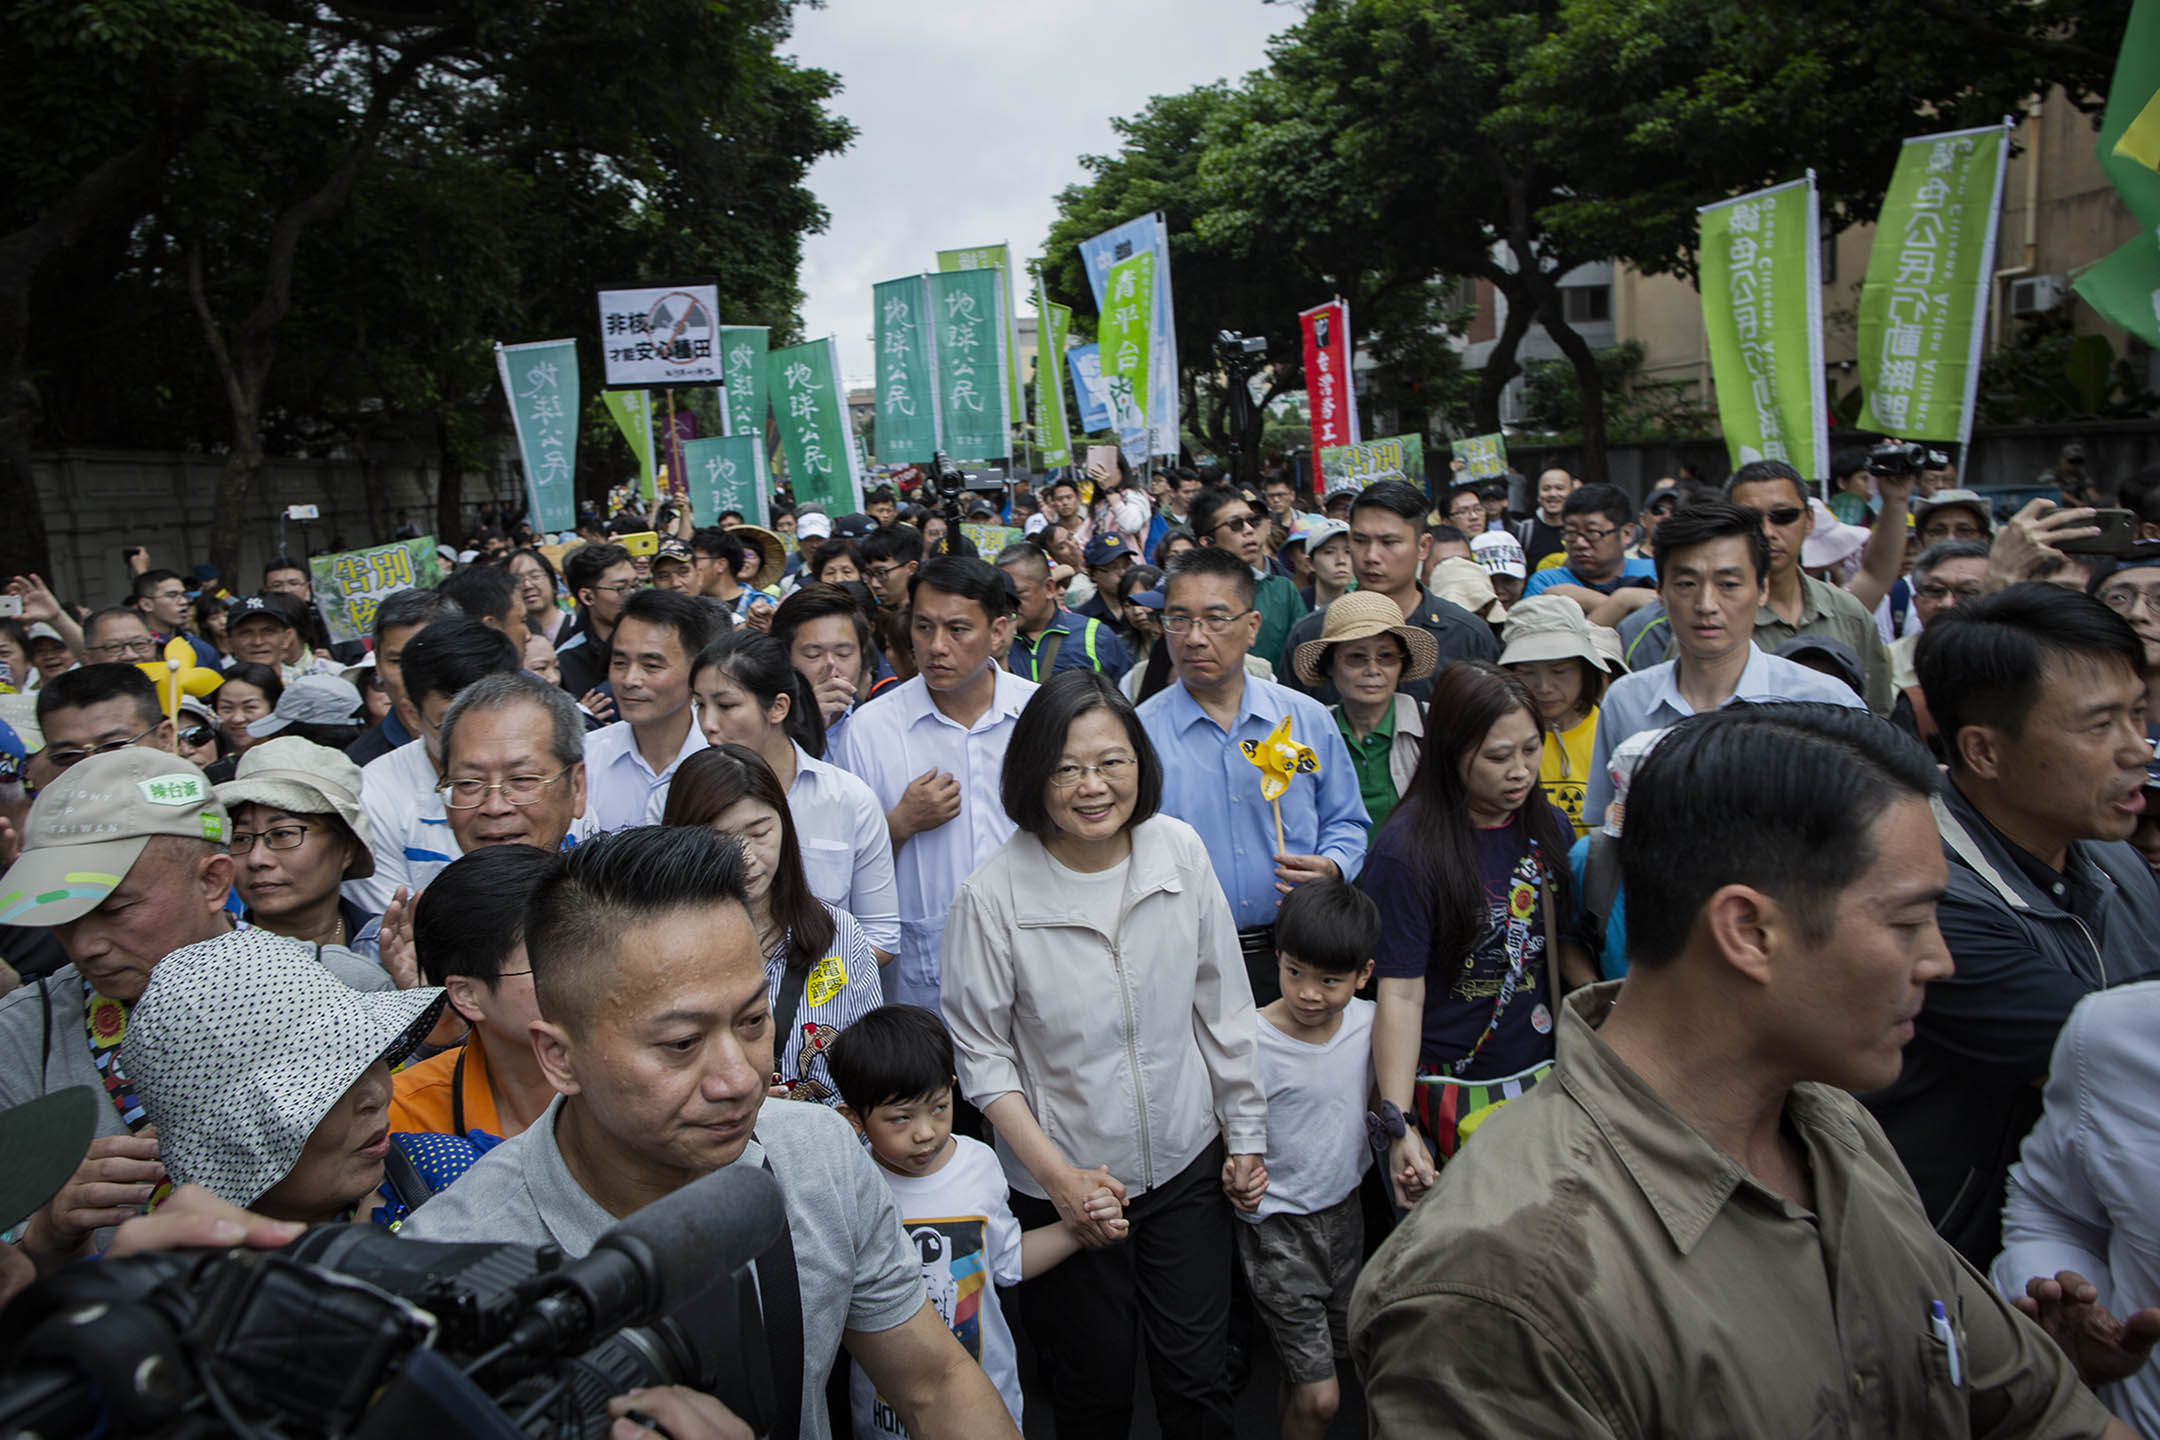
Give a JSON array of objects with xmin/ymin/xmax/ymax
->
[{"xmin": 786, "ymin": 0, "xmax": 1288, "ymax": 385}]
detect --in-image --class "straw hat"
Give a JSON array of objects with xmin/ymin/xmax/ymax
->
[
  {"xmin": 729, "ymin": 525, "xmax": 788, "ymax": 589},
  {"xmin": 1428, "ymin": 556, "xmax": 1507, "ymax": 624},
  {"xmin": 1292, "ymin": 591, "xmax": 1440, "ymax": 688},
  {"xmin": 1499, "ymin": 595, "xmax": 1610, "ymax": 672}
]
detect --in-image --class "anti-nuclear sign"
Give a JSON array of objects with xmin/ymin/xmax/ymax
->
[{"xmin": 597, "ymin": 283, "xmax": 724, "ymax": 388}]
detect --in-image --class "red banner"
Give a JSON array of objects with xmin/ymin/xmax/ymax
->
[{"xmin": 1299, "ymin": 300, "xmax": 1357, "ymax": 488}]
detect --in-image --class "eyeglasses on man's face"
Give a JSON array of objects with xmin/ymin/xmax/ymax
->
[
  {"xmin": 47, "ymin": 724, "xmax": 163, "ymax": 769},
  {"xmin": 439, "ymin": 768, "xmax": 572, "ymax": 808},
  {"xmin": 1211, "ymin": 513, "xmax": 1263, "ymax": 536},
  {"xmin": 1162, "ymin": 609, "xmax": 1254, "ymax": 636},
  {"xmin": 89, "ymin": 636, "xmax": 159, "ymax": 660}
]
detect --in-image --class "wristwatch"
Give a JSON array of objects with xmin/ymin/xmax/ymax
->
[{"xmin": 1366, "ymin": 1099, "xmax": 1407, "ymax": 1155}]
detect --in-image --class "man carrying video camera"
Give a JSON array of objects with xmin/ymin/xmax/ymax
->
[{"xmin": 399, "ymin": 825, "xmax": 1017, "ymax": 1440}]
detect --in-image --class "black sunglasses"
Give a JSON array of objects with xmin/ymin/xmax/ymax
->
[{"xmin": 1760, "ymin": 505, "xmax": 1806, "ymax": 527}]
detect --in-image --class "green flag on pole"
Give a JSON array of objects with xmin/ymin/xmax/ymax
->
[
  {"xmin": 768, "ymin": 337, "xmax": 862, "ymax": 518},
  {"xmin": 601, "ymin": 390, "xmax": 658, "ymax": 503},
  {"xmin": 1036, "ymin": 277, "xmax": 1074, "ymax": 468},
  {"xmin": 2100, "ymin": 0, "xmax": 2160, "ymax": 230},
  {"xmin": 2073, "ymin": 236, "xmax": 2160, "ymax": 350},
  {"xmin": 1856, "ymin": 124, "xmax": 2011, "ymax": 446},
  {"xmin": 1698, "ymin": 175, "xmax": 1827, "ymax": 478},
  {"xmin": 874, "ymin": 276, "xmax": 940, "ymax": 463},
  {"xmin": 681, "ymin": 433, "xmax": 768, "ymax": 528},
  {"xmin": 938, "ymin": 244, "xmax": 1024, "ymax": 430},
  {"xmin": 722, "ymin": 327, "xmax": 769, "ymax": 439},
  {"xmin": 494, "ymin": 340, "xmax": 579, "ymax": 535},
  {"xmin": 1097, "ymin": 252, "xmax": 1155, "ymax": 468},
  {"xmin": 926, "ymin": 269, "xmax": 1011, "ymax": 461}
]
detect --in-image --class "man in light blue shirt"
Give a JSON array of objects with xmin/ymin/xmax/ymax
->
[
  {"xmin": 832, "ymin": 556, "xmax": 1035, "ymax": 1014},
  {"xmin": 1587, "ymin": 499, "xmax": 1864, "ymax": 822},
  {"xmin": 1522, "ymin": 483, "xmax": 1659, "ymax": 599},
  {"xmin": 1138, "ymin": 545, "xmax": 1368, "ymax": 1006}
]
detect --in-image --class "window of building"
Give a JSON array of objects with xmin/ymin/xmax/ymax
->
[{"xmin": 1561, "ymin": 284, "xmax": 1610, "ymax": 325}]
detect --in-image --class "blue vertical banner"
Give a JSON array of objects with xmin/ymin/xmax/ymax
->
[
  {"xmin": 495, "ymin": 339, "xmax": 579, "ymax": 534},
  {"xmin": 1067, "ymin": 343, "xmax": 1112, "ymax": 432},
  {"xmin": 681, "ymin": 433, "xmax": 767, "ymax": 527}
]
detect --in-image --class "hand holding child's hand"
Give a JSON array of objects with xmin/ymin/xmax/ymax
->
[{"xmin": 1079, "ymin": 1171, "xmax": 1129, "ymax": 1240}]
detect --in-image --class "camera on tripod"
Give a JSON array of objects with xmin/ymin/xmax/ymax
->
[{"xmin": 1215, "ymin": 331, "xmax": 1266, "ymax": 376}]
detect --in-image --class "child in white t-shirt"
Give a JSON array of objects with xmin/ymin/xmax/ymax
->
[
  {"xmin": 1233, "ymin": 879, "xmax": 1381, "ymax": 1440},
  {"xmin": 828, "ymin": 1004, "xmax": 1126, "ymax": 1439}
]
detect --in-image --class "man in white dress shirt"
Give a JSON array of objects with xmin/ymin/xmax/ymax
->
[
  {"xmin": 833, "ymin": 557, "xmax": 1035, "ymax": 1013},
  {"xmin": 581, "ymin": 589, "xmax": 716, "ymax": 831}
]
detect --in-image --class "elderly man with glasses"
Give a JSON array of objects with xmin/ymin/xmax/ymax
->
[{"xmin": 436, "ymin": 672, "xmax": 591, "ymax": 858}]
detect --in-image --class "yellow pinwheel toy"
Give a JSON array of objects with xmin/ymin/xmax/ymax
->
[
  {"xmin": 1240, "ymin": 714, "xmax": 1320, "ymax": 853},
  {"xmin": 137, "ymin": 637, "xmax": 224, "ymax": 732}
]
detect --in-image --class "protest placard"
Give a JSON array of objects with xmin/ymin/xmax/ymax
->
[
  {"xmin": 597, "ymin": 282, "xmax": 724, "ymax": 387},
  {"xmin": 311, "ymin": 538, "xmax": 442, "ymax": 645},
  {"xmin": 961, "ymin": 523, "xmax": 1026, "ymax": 556},
  {"xmin": 1453, "ymin": 432, "xmax": 1509, "ymax": 480},
  {"xmin": 1318, "ymin": 434, "xmax": 1427, "ymax": 496}
]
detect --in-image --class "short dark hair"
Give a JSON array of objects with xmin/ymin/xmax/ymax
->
[
  {"xmin": 861, "ymin": 525, "xmax": 924, "ymax": 570},
  {"xmin": 1652, "ymin": 497, "xmax": 1771, "ymax": 584},
  {"xmin": 1186, "ymin": 486, "xmax": 1252, "ymax": 544},
  {"xmin": 1272, "ymin": 879, "xmax": 1381, "ymax": 975},
  {"xmin": 692, "ymin": 629, "xmax": 827, "ymax": 758},
  {"xmin": 810, "ymin": 539, "xmax": 865, "ymax": 579},
  {"xmin": 37, "ymin": 662, "xmax": 161, "ymax": 728},
  {"xmin": 524, "ymin": 825, "xmax": 752, "ymax": 1031},
  {"xmin": 1427, "ymin": 524, "xmax": 1470, "ymax": 548},
  {"xmin": 1350, "ymin": 479, "xmax": 1428, "ymax": 529},
  {"xmin": 690, "ymin": 528, "xmax": 748, "ymax": 573},
  {"xmin": 263, "ymin": 556, "xmax": 307, "ymax": 584},
  {"xmin": 436, "ymin": 564, "xmax": 517, "ymax": 626},
  {"xmin": 1913, "ymin": 540, "xmax": 1992, "ymax": 584},
  {"xmin": 1162, "ymin": 543, "xmax": 1255, "ymax": 609},
  {"xmin": 130, "ymin": 569, "xmax": 184, "ymax": 604},
  {"xmin": 214, "ymin": 662, "xmax": 284, "ymax": 708},
  {"xmin": 1621, "ymin": 704, "xmax": 1939, "ymax": 968},
  {"xmin": 771, "ymin": 582, "xmax": 875, "ymax": 660},
  {"xmin": 563, "ymin": 542, "xmax": 633, "ymax": 598},
  {"xmin": 1045, "ymin": 475, "xmax": 1079, "ymax": 497},
  {"xmin": 398, "ymin": 618, "xmax": 520, "ymax": 707},
  {"xmin": 372, "ymin": 586, "xmax": 459, "ymax": 646},
  {"xmin": 1001, "ymin": 670, "xmax": 1161, "ymax": 841},
  {"xmin": 616, "ymin": 587, "xmax": 714, "ymax": 664},
  {"xmin": 415, "ymin": 843, "xmax": 557, "ymax": 989},
  {"xmin": 1562, "ymin": 483, "xmax": 1634, "ymax": 531},
  {"xmin": 908, "ymin": 555, "xmax": 1016, "ymax": 618},
  {"xmin": 1915, "ymin": 583, "xmax": 2145, "ymax": 769},
  {"xmin": 660, "ymin": 743, "xmax": 833, "ymax": 969},
  {"xmin": 1726, "ymin": 459, "xmax": 1810, "ymax": 506},
  {"xmin": 824, "ymin": 1004, "xmax": 954, "ymax": 1113}
]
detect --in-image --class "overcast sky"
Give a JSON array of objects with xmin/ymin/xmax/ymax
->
[{"xmin": 786, "ymin": 0, "xmax": 1290, "ymax": 385}]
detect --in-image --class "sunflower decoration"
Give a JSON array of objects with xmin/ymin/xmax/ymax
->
[
  {"xmin": 1239, "ymin": 715, "xmax": 1320, "ymax": 854},
  {"xmin": 136, "ymin": 637, "xmax": 223, "ymax": 727},
  {"xmin": 86, "ymin": 992, "xmax": 128, "ymax": 1049}
]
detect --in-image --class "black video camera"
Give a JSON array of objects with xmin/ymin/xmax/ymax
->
[
  {"xmin": 1214, "ymin": 331, "xmax": 1266, "ymax": 371},
  {"xmin": 1866, "ymin": 441, "xmax": 1930, "ymax": 478},
  {"xmin": 1, "ymin": 1165, "xmax": 786, "ymax": 1440}
]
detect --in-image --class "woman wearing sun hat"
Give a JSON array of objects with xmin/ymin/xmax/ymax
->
[
  {"xmin": 215, "ymin": 735, "xmax": 391, "ymax": 973},
  {"xmin": 119, "ymin": 929, "xmax": 444, "ymax": 1225},
  {"xmin": 1497, "ymin": 595, "xmax": 1612, "ymax": 838},
  {"xmin": 1291, "ymin": 590, "xmax": 1438, "ymax": 827}
]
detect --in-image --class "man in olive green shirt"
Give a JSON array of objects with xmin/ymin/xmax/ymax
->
[{"xmin": 1353, "ymin": 703, "xmax": 2131, "ymax": 1440}]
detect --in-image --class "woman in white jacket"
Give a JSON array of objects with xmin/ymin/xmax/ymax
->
[{"xmin": 942, "ymin": 669, "xmax": 1266, "ymax": 1440}]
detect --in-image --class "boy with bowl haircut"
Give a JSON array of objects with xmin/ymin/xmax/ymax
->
[
  {"xmin": 827, "ymin": 1005, "xmax": 1125, "ymax": 1439},
  {"xmin": 1236, "ymin": 878, "xmax": 1382, "ymax": 1440}
]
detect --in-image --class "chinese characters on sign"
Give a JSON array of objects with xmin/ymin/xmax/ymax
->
[
  {"xmin": 926, "ymin": 268, "xmax": 1010, "ymax": 461},
  {"xmin": 1299, "ymin": 300, "xmax": 1358, "ymax": 480},
  {"xmin": 767, "ymin": 337, "xmax": 862, "ymax": 518},
  {"xmin": 1858, "ymin": 125, "xmax": 2009, "ymax": 444},
  {"xmin": 874, "ymin": 276, "xmax": 940, "ymax": 463},
  {"xmin": 936, "ymin": 245, "xmax": 1025, "ymax": 423},
  {"xmin": 309, "ymin": 538, "xmax": 443, "ymax": 645},
  {"xmin": 495, "ymin": 339, "xmax": 579, "ymax": 535},
  {"xmin": 722, "ymin": 327, "xmax": 770, "ymax": 439},
  {"xmin": 1318, "ymin": 435, "xmax": 1427, "ymax": 497},
  {"xmin": 595, "ymin": 284, "xmax": 725, "ymax": 387},
  {"xmin": 681, "ymin": 434, "xmax": 766, "ymax": 528},
  {"xmin": 1454, "ymin": 432, "xmax": 1509, "ymax": 480},
  {"xmin": 1078, "ymin": 213, "xmax": 1180, "ymax": 458},
  {"xmin": 1096, "ymin": 252, "xmax": 1154, "ymax": 468},
  {"xmin": 1698, "ymin": 176, "xmax": 1826, "ymax": 478}
]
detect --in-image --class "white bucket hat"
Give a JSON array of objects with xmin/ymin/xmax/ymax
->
[
  {"xmin": 119, "ymin": 929, "xmax": 444, "ymax": 1207},
  {"xmin": 215, "ymin": 736, "xmax": 376, "ymax": 880}
]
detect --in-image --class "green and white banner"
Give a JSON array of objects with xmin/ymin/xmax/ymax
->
[
  {"xmin": 1856, "ymin": 124, "xmax": 2011, "ymax": 445},
  {"xmin": 1320, "ymin": 434, "xmax": 1426, "ymax": 496},
  {"xmin": 601, "ymin": 389, "xmax": 658, "ymax": 503},
  {"xmin": 1097, "ymin": 251, "xmax": 1155, "ymax": 467},
  {"xmin": 1453, "ymin": 432, "xmax": 1508, "ymax": 480},
  {"xmin": 927, "ymin": 268, "xmax": 1011, "ymax": 461},
  {"xmin": 311, "ymin": 537, "xmax": 443, "ymax": 646},
  {"xmin": 722, "ymin": 327, "xmax": 769, "ymax": 438},
  {"xmin": 1035, "ymin": 276, "xmax": 1074, "ymax": 469},
  {"xmin": 938, "ymin": 244, "xmax": 1025, "ymax": 426},
  {"xmin": 495, "ymin": 339, "xmax": 580, "ymax": 535},
  {"xmin": 768, "ymin": 336, "xmax": 862, "ymax": 518},
  {"xmin": 681, "ymin": 433, "xmax": 767, "ymax": 528},
  {"xmin": 1699, "ymin": 175, "xmax": 1827, "ymax": 478},
  {"xmin": 874, "ymin": 276, "xmax": 940, "ymax": 463}
]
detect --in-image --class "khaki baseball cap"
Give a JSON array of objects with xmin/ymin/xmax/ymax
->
[{"xmin": 0, "ymin": 749, "xmax": 230, "ymax": 927}]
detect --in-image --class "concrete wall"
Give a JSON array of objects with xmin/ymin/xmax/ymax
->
[{"xmin": 29, "ymin": 449, "xmax": 512, "ymax": 610}]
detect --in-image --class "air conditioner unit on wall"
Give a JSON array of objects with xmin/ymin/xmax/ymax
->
[{"xmin": 2009, "ymin": 275, "xmax": 2066, "ymax": 316}]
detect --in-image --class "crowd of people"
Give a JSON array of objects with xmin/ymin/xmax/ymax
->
[{"xmin": 3, "ymin": 440, "xmax": 2160, "ymax": 1440}]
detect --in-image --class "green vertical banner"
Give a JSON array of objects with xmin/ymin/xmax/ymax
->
[
  {"xmin": 926, "ymin": 268, "xmax": 1011, "ymax": 461},
  {"xmin": 1856, "ymin": 125, "xmax": 2010, "ymax": 446},
  {"xmin": 874, "ymin": 275, "xmax": 940, "ymax": 463},
  {"xmin": 1698, "ymin": 174, "xmax": 1826, "ymax": 477},
  {"xmin": 601, "ymin": 389, "xmax": 658, "ymax": 503},
  {"xmin": 1097, "ymin": 251, "xmax": 1154, "ymax": 467},
  {"xmin": 722, "ymin": 327, "xmax": 769, "ymax": 438},
  {"xmin": 768, "ymin": 336, "xmax": 862, "ymax": 517},
  {"xmin": 1035, "ymin": 276, "xmax": 1074, "ymax": 469},
  {"xmin": 494, "ymin": 339, "xmax": 580, "ymax": 535},
  {"xmin": 938, "ymin": 244, "xmax": 1024, "ymax": 429},
  {"xmin": 681, "ymin": 433, "xmax": 767, "ymax": 528}
]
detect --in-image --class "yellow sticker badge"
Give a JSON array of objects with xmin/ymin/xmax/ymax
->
[{"xmin": 805, "ymin": 954, "xmax": 848, "ymax": 1008}]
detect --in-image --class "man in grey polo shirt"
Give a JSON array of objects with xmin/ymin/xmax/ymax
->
[
  {"xmin": 0, "ymin": 749, "xmax": 391, "ymax": 1264},
  {"xmin": 400, "ymin": 825, "xmax": 1017, "ymax": 1440}
]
